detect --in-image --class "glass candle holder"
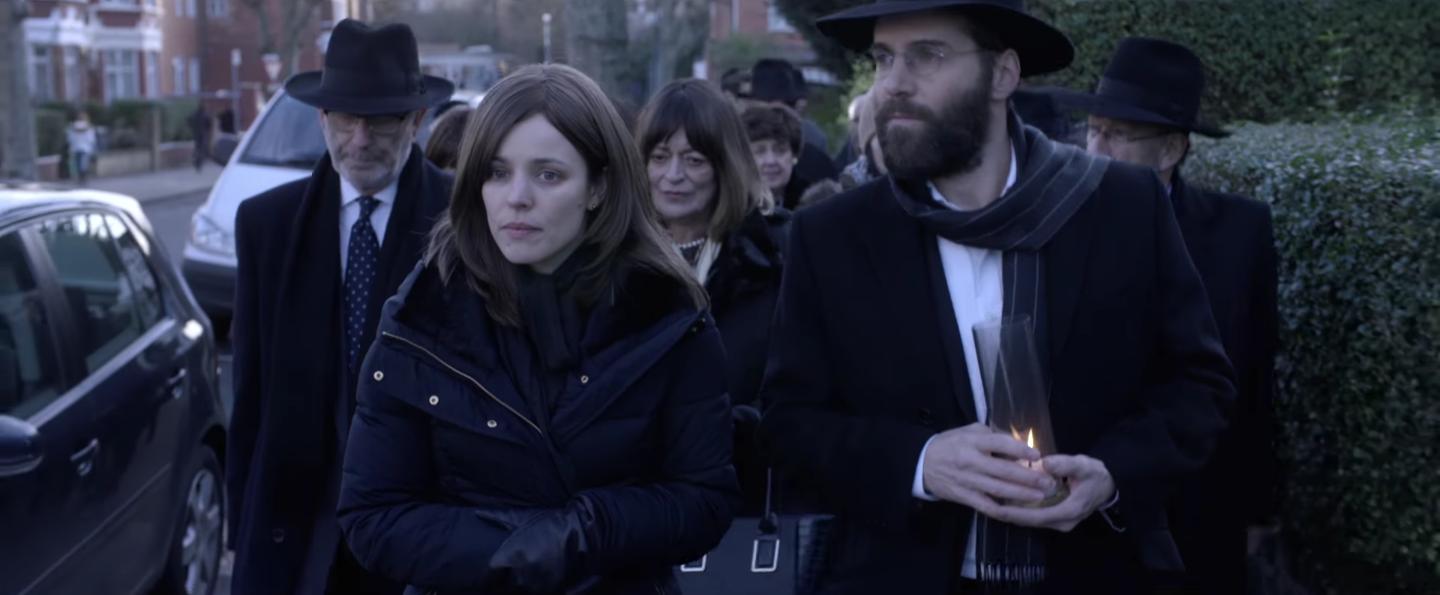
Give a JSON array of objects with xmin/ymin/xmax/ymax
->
[{"xmin": 973, "ymin": 315, "xmax": 1068, "ymax": 508}]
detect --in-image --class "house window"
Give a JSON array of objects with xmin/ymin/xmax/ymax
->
[
  {"xmin": 189, "ymin": 57, "xmax": 201, "ymax": 94},
  {"xmin": 29, "ymin": 46, "xmax": 55, "ymax": 100},
  {"xmin": 767, "ymin": 4, "xmax": 795, "ymax": 33},
  {"xmin": 63, "ymin": 47, "xmax": 83, "ymax": 101},
  {"xmin": 173, "ymin": 0, "xmax": 185, "ymax": 16},
  {"xmin": 173, "ymin": 57, "xmax": 186, "ymax": 95},
  {"xmin": 100, "ymin": 0, "xmax": 140, "ymax": 7},
  {"xmin": 207, "ymin": 0, "xmax": 228, "ymax": 18},
  {"xmin": 145, "ymin": 51, "xmax": 161, "ymax": 98},
  {"xmin": 103, "ymin": 50, "xmax": 141, "ymax": 101}
]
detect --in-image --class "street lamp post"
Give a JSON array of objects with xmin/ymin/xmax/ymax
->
[
  {"xmin": 261, "ymin": 52, "xmax": 281, "ymax": 98},
  {"xmin": 542, "ymin": 13, "xmax": 552, "ymax": 64},
  {"xmin": 230, "ymin": 48, "xmax": 241, "ymax": 132}
]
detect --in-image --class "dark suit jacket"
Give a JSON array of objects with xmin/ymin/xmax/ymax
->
[
  {"xmin": 227, "ymin": 148, "xmax": 451, "ymax": 595},
  {"xmin": 1169, "ymin": 174, "xmax": 1278, "ymax": 594},
  {"xmin": 757, "ymin": 163, "xmax": 1235, "ymax": 594}
]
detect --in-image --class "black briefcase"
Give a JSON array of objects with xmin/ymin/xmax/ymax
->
[{"xmin": 675, "ymin": 470, "xmax": 832, "ymax": 594}]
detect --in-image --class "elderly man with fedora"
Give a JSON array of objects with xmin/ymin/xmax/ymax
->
[
  {"xmin": 757, "ymin": 1, "xmax": 1235, "ymax": 593},
  {"xmin": 1056, "ymin": 37, "xmax": 1279, "ymax": 595},
  {"xmin": 226, "ymin": 19, "xmax": 454, "ymax": 595}
]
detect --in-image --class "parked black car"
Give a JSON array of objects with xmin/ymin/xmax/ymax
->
[{"xmin": 0, "ymin": 184, "xmax": 227, "ymax": 595}]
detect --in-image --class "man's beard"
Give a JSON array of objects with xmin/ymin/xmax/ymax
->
[{"xmin": 877, "ymin": 78, "xmax": 993, "ymax": 181}]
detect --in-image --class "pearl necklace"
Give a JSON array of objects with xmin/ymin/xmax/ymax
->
[{"xmin": 675, "ymin": 237, "xmax": 706, "ymax": 250}]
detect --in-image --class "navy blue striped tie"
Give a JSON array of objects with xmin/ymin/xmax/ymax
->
[{"xmin": 344, "ymin": 196, "xmax": 380, "ymax": 369}]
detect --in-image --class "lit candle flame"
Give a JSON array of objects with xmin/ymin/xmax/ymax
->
[{"xmin": 1010, "ymin": 427, "xmax": 1036, "ymax": 449}]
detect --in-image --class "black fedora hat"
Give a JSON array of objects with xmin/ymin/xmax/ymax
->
[
  {"xmin": 285, "ymin": 19, "xmax": 454, "ymax": 115},
  {"xmin": 1053, "ymin": 37, "xmax": 1228, "ymax": 137},
  {"xmin": 816, "ymin": 0, "xmax": 1074, "ymax": 76},
  {"xmin": 750, "ymin": 58, "xmax": 802, "ymax": 104}
]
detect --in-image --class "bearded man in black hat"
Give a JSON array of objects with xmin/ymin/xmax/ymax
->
[
  {"xmin": 1057, "ymin": 37, "xmax": 1279, "ymax": 595},
  {"xmin": 757, "ymin": 2, "xmax": 1234, "ymax": 593},
  {"xmin": 226, "ymin": 19, "xmax": 454, "ymax": 595}
]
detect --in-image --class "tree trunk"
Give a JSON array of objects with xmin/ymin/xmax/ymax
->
[
  {"xmin": 1, "ymin": 0, "xmax": 37, "ymax": 179},
  {"xmin": 647, "ymin": 0, "xmax": 709, "ymax": 97},
  {"xmin": 562, "ymin": 0, "xmax": 629, "ymax": 98}
]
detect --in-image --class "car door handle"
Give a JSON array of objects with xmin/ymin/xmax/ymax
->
[
  {"xmin": 165, "ymin": 368, "xmax": 188, "ymax": 399},
  {"xmin": 70, "ymin": 438, "xmax": 100, "ymax": 478}
]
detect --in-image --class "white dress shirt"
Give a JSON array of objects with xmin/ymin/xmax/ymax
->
[
  {"xmin": 910, "ymin": 145, "xmax": 1017, "ymax": 578},
  {"xmin": 338, "ymin": 176, "xmax": 398, "ymax": 276}
]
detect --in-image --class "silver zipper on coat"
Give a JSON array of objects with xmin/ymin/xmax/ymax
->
[{"xmin": 381, "ymin": 331, "xmax": 544, "ymax": 436}]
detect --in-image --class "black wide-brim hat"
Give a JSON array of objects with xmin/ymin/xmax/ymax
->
[
  {"xmin": 1051, "ymin": 37, "xmax": 1229, "ymax": 137},
  {"xmin": 286, "ymin": 19, "xmax": 454, "ymax": 115},
  {"xmin": 817, "ymin": 0, "xmax": 1074, "ymax": 77}
]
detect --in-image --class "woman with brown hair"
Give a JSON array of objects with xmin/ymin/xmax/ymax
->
[
  {"xmin": 338, "ymin": 64, "xmax": 737, "ymax": 594},
  {"xmin": 423, "ymin": 105, "xmax": 471, "ymax": 171},
  {"xmin": 638, "ymin": 78, "xmax": 789, "ymax": 515}
]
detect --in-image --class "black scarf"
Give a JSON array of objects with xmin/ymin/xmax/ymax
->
[
  {"xmin": 891, "ymin": 112, "xmax": 1109, "ymax": 590},
  {"xmin": 498, "ymin": 249, "xmax": 591, "ymax": 428},
  {"xmin": 266, "ymin": 148, "xmax": 436, "ymax": 471}
]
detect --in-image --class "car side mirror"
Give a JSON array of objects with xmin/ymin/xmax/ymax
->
[
  {"xmin": 212, "ymin": 135, "xmax": 238, "ymax": 166},
  {"xmin": 0, "ymin": 415, "xmax": 43, "ymax": 478}
]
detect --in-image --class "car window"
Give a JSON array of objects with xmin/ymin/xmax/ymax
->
[
  {"xmin": 239, "ymin": 93, "xmax": 328, "ymax": 169},
  {"xmin": 107, "ymin": 214, "xmax": 165, "ymax": 328},
  {"xmin": 0, "ymin": 231, "xmax": 65, "ymax": 419},
  {"xmin": 35, "ymin": 212, "xmax": 159, "ymax": 374}
]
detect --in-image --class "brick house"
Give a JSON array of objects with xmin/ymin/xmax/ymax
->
[{"xmin": 23, "ymin": 0, "xmax": 335, "ymax": 130}]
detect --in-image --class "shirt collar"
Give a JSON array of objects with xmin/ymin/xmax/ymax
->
[
  {"xmin": 927, "ymin": 142, "xmax": 1019, "ymax": 211},
  {"xmin": 339, "ymin": 174, "xmax": 400, "ymax": 208}
]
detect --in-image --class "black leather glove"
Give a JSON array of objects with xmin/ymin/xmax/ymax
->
[
  {"xmin": 486, "ymin": 496, "xmax": 601, "ymax": 594},
  {"xmin": 731, "ymin": 404, "xmax": 762, "ymax": 430}
]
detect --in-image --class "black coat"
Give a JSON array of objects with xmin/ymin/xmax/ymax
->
[
  {"xmin": 706, "ymin": 208, "xmax": 789, "ymax": 514},
  {"xmin": 783, "ymin": 143, "xmax": 840, "ymax": 210},
  {"xmin": 337, "ymin": 261, "xmax": 738, "ymax": 594},
  {"xmin": 1168, "ymin": 174, "xmax": 1278, "ymax": 594},
  {"xmin": 757, "ymin": 166, "xmax": 1235, "ymax": 594},
  {"xmin": 227, "ymin": 149, "xmax": 451, "ymax": 595}
]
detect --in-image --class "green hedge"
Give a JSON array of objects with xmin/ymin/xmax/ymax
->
[
  {"xmin": 778, "ymin": 0, "xmax": 1439, "ymax": 124},
  {"xmin": 1029, "ymin": 0, "xmax": 1440, "ymax": 124},
  {"xmin": 33, "ymin": 99, "xmax": 201, "ymax": 156},
  {"xmin": 1188, "ymin": 115, "xmax": 1440, "ymax": 594}
]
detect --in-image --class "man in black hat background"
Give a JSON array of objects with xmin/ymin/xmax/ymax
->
[
  {"xmin": 744, "ymin": 58, "xmax": 839, "ymax": 209},
  {"xmin": 757, "ymin": 2, "xmax": 1234, "ymax": 593},
  {"xmin": 1057, "ymin": 37, "xmax": 1279, "ymax": 595},
  {"xmin": 226, "ymin": 19, "xmax": 454, "ymax": 595}
]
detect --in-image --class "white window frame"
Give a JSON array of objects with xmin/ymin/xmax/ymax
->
[
  {"xmin": 103, "ymin": 49, "xmax": 141, "ymax": 102},
  {"xmin": 63, "ymin": 47, "xmax": 82, "ymax": 101},
  {"xmin": 145, "ymin": 51, "xmax": 161, "ymax": 98},
  {"xmin": 173, "ymin": 57, "xmax": 186, "ymax": 96},
  {"xmin": 29, "ymin": 45, "xmax": 55, "ymax": 101},
  {"xmin": 189, "ymin": 56, "xmax": 201, "ymax": 94}
]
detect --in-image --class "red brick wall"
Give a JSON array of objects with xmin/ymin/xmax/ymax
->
[{"xmin": 199, "ymin": 0, "xmax": 327, "ymax": 129}]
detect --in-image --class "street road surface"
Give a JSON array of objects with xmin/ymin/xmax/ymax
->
[{"xmin": 140, "ymin": 188, "xmax": 236, "ymax": 595}]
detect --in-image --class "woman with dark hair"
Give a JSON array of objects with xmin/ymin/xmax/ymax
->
[
  {"xmin": 423, "ymin": 105, "xmax": 471, "ymax": 171},
  {"xmin": 338, "ymin": 64, "xmax": 737, "ymax": 594},
  {"xmin": 637, "ymin": 78, "xmax": 788, "ymax": 514}
]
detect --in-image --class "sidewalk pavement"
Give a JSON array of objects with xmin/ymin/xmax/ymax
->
[{"xmin": 84, "ymin": 162, "xmax": 223, "ymax": 204}]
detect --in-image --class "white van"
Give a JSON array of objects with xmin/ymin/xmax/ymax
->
[{"xmin": 181, "ymin": 89, "xmax": 480, "ymax": 337}]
